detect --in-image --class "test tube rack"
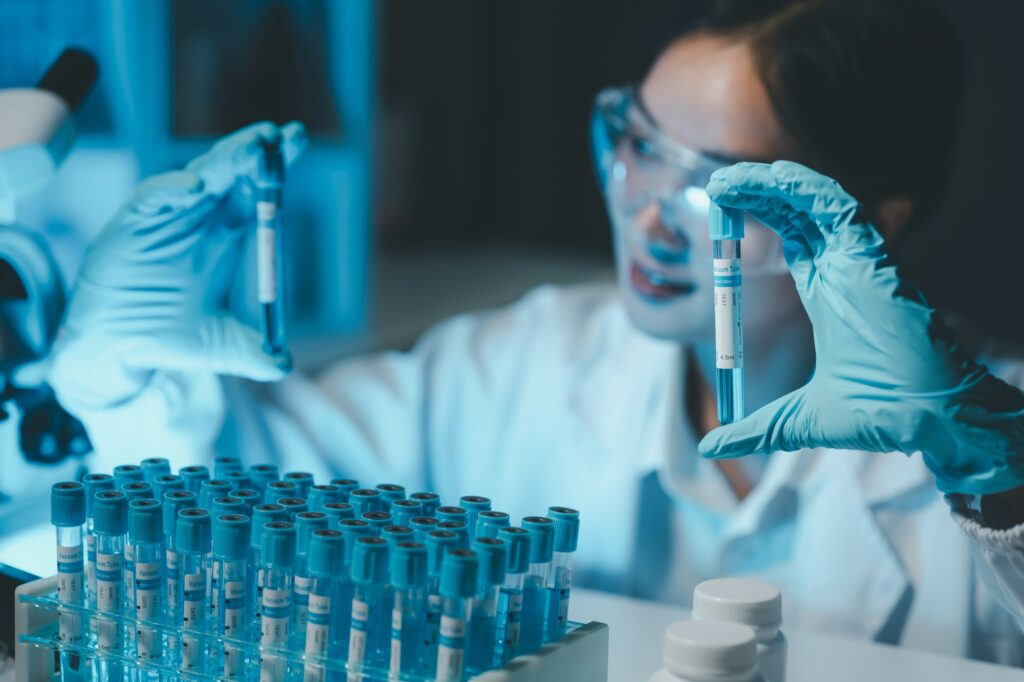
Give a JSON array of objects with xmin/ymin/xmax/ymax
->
[{"xmin": 15, "ymin": 575, "xmax": 609, "ymax": 682}]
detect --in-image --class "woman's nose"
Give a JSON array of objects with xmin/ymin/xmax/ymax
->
[{"xmin": 633, "ymin": 201, "xmax": 689, "ymax": 264}]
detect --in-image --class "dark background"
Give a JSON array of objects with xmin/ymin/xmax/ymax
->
[{"xmin": 376, "ymin": 0, "xmax": 1024, "ymax": 342}]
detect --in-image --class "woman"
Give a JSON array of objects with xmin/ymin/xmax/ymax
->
[{"xmin": 50, "ymin": 0, "xmax": 1024, "ymax": 664}]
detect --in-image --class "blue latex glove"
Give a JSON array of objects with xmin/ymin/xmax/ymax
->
[
  {"xmin": 699, "ymin": 161, "xmax": 1024, "ymax": 495},
  {"xmin": 50, "ymin": 121, "xmax": 307, "ymax": 417}
]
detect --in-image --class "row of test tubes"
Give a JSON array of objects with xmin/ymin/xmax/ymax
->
[{"xmin": 49, "ymin": 457, "xmax": 581, "ymax": 682}]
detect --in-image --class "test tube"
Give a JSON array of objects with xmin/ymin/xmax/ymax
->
[
  {"xmin": 708, "ymin": 203, "xmax": 745, "ymax": 424},
  {"xmin": 82, "ymin": 473, "xmax": 113, "ymax": 605},
  {"xmin": 199, "ymin": 479, "xmax": 231, "ymax": 510},
  {"xmin": 409, "ymin": 492, "xmax": 441, "ymax": 518},
  {"xmin": 179, "ymin": 466, "xmax": 210, "ymax": 496},
  {"xmin": 266, "ymin": 480, "xmax": 299, "ymax": 505},
  {"xmin": 467, "ymin": 537, "xmax": 505, "ymax": 676},
  {"xmin": 225, "ymin": 471, "xmax": 253, "ymax": 492},
  {"xmin": 476, "ymin": 511, "xmax": 511, "ymax": 540},
  {"xmin": 330, "ymin": 479, "xmax": 360, "ymax": 501},
  {"xmin": 93, "ymin": 490, "xmax": 127, "ymax": 681},
  {"xmin": 375, "ymin": 483, "xmax": 406, "ymax": 504},
  {"xmin": 424, "ymin": 530, "xmax": 459, "ymax": 674},
  {"xmin": 544, "ymin": 507, "xmax": 580, "ymax": 642},
  {"xmin": 308, "ymin": 484, "xmax": 343, "ymax": 512},
  {"xmin": 293, "ymin": 511, "xmax": 329, "ymax": 648},
  {"xmin": 113, "ymin": 464, "xmax": 145, "ymax": 490},
  {"xmin": 213, "ymin": 456, "xmax": 244, "ymax": 479},
  {"xmin": 304, "ymin": 529, "xmax": 345, "ymax": 682},
  {"xmin": 349, "ymin": 489, "xmax": 385, "ymax": 517},
  {"xmin": 122, "ymin": 483, "xmax": 152, "ymax": 606},
  {"xmin": 389, "ymin": 541, "xmax": 428, "ymax": 681},
  {"xmin": 213, "ymin": 513, "xmax": 251, "ymax": 680},
  {"xmin": 153, "ymin": 474, "xmax": 185, "ymax": 499},
  {"xmin": 337, "ymin": 519, "xmax": 373, "ymax": 659},
  {"xmin": 495, "ymin": 527, "xmax": 530, "ymax": 665},
  {"xmin": 250, "ymin": 504, "xmax": 287, "ymax": 629},
  {"xmin": 140, "ymin": 457, "xmax": 171, "ymax": 485},
  {"xmin": 284, "ymin": 471, "xmax": 314, "ymax": 499},
  {"xmin": 162, "ymin": 490, "xmax": 195, "ymax": 655},
  {"xmin": 176, "ymin": 508, "xmax": 211, "ymax": 673},
  {"xmin": 322, "ymin": 502, "xmax": 354, "ymax": 529},
  {"xmin": 51, "ymin": 482, "xmax": 85, "ymax": 679},
  {"xmin": 409, "ymin": 516, "xmax": 440, "ymax": 544},
  {"xmin": 458, "ymin": 496, "xmax": 491, "ymax": 541},
  {"xmin": 436, "ymin": 549, "xmax": 478, "ymax": 682},
  {"xmin": 260, "ymin": 521, "xmax": 296, "ymax": 682},
  {"xmin": 250, "ymin": 464, "xmax": 280, "ymax": 495},
  {"xmin": 349, "ymin": 536, "xmax": 390, "ymax": 675},
  {"xmin": 255, "ymin": 135, "xmax": 288, "ymax": 356},
  {"xmin": 518, "ymin": 516, "xmax": 554, "ymax": 654},
  {"xmin": 129, "ymin": 499, "xmax": 163, "ymax": 668},
  {"xmin": 390, "ymin": 499, "xmax": 423, "ymax": 527},
  {"xmin": 210, "ymin": 506, "xmax": 245, "ymax": 625}
]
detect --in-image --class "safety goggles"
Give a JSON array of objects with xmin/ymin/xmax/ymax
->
[{"xmin": 590, "ymin": 86, "xmax": 787, "ymax": 273}]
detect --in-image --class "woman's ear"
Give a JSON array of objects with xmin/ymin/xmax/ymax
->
[{"xmin": 874, "ymin": 196, "xmax": 915, "ymax": 239}]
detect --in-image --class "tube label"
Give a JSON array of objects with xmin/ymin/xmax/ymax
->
[
  {"xmin": 56, "ymin": 545, "xmax": 83, "ymax": 643},
  {"xmin": 165, "ymin": 549, "xmax": 179, "ymax": 610},
  {"xmin": 85, "ymin": 533, "xmax": 96, "ymax": 596},
  {"xmin": 262, "ymin": 588, "xmax": 291, "ymax": 644},
  {"xmin": 257, "ymin": 204, "xmax": 278, "ymax": 304},
  {"xmin": 294, "ymin": 574, "xmax": 311, "ymax": 631},
  {"xmin": 124, "ymin": 542, "xmax": 135, "ymax": 603},
  {"xmin": 135, "ymin": 561, "xmax": 162, "ymax": 660},
  {"xmin": 389, "ymin": 608, "xmax": 402, "ymax": 675},
  {"xmin": 437, "ymin": 615, "xmax": 466, "ymax": 681},
  {"xmin": 349, "ymin": 598, "xmax": 369, "ymax": 667},
  {"xmin": 305, "ymin": 592, "xmax": 331, "ymax": 655},
  {"xmin": 713, "ymin": 258, "xmax": 743, "ymax": 369}
]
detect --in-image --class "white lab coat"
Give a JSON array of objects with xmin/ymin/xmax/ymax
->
[{"xmin": 88, "ymin": 283, "xmax": 1024, "ymax": 665}]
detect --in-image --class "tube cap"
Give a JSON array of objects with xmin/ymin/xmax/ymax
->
[
  {"xmin": 409, "ymin": 492, "xmax": 440, "ymax": 516},
  {"xmin": 213, "ymin": 456, "xmax": 244, "ymax": 478},
  {"xmin": 140, "ymin": 457, "xmax": 171, "ymax": 483},
  {"xmin": 309, "ymin": 529, "xmax": 345, "ymax": 576},
  {"xmin": 51, "ymin": 482, "xmax": 85, "ymax": 527},
  {"xmin": 381, "ymin": 525, "xmax": 414, "ymax": 546},
  {"xmin": 390, "ymin": 541, "xmax": 427, "ymax": 590},
  {"xmin": 375, "ymin": 483, "xmax": 406, "ymax": 503},
  {"xmin": 295, "ymin": 511, "xmax": 329, "ymax": 554},
  {"xmin": 708, "ymin": 204, "xmax": 745, "ymax": 241},
  {"xmin": 472, "ymin": 537, "xmax": 506, "ymax": 587},
  {"xmin": 251, "ymin": 504, "xmax": 287, "ymax": 549},
  {"xmin": 330, "ymin": 479, "xmax": 360, "ymax": 500},
  {"xmin": 410, "ymin": 516, "xmax": 440, "ymax": 543},
  {"xmin": 661, "ymin": 620, "xmax": 757, "ymax": 679},
  {"xmin": 231, "ymin": 489, "xmax": 262, "ymax": 513},
  {"xmin": 162, "ymin": 491, "xmax": 196, "ymax": 538},
  {"xmin": 277, "ymin": 497, "xmax": 309, "ymax": 519},
  {"xmin": 308, "ymin": 484, "xmax": 343, "ymax": 511},
  {"xmin": 692, "ymin": 578, "xmax": 783, "ymax": 632},
  {"xmin": 322, "ymin": 502, "xmax": 354, "ymax": 527},
  {"xmin": 437, "ymin": 520, "xmax": 468, "ymax": 549},
  {"xmin": 349, "ymin": 489, "xmax": 384, "ymax": 516},
  {"xmin": 213, "ymin": 513, "xmax": 251, "ymax": 561},
  {"xmin": 212, "ymin": 496, "xmax": 245, "ymax": 517},
  {"xmin": 93, "ymin": 490, "xmax": 127, "ymax": 535},
  {"xmin": 522, "ymin": 516, "xmax": 554, "ymax": 563},
  {"xmin": 498, "ymin": 527, "xmax": 531, "ymax": 574},
  {"xmin": 425, "ymin": 530, "xmax": 460, "ymax": 577},
  {"xmin": 128, "ymin": 499, "xmax": 162, "ymax": 544},
  {"xmin": 362, "ymin": 511, "xmax": 392, "ymax": 536},
  {"xmin": 113, "ymin": 464, "xmax": 144, "ymax": 488},
  {"xmin": 440, "ymin": 549, "xmax": 478, "ymax": 599},
  {"xmin": 175, "ymin": 508, "xmax": 211, "ymax": 554},
  {"xmin": 459, "ymin": 496, "xmax": 491, "ymax": 512},
  {"xmin": 199, "ymin": 479, "xmax": 231, "ymax": 509},
  {"xmin": 390, "ymin": 499, "xmax": 423, "ymax": 525},
  {"xmin": 225, "ymin": 471, "xmax": 253, "ymax": 491},
  {"xmin": 283, "ymin": 471, "xmax": 314, "ymax": 497},
  {"xmin": 249, "ymin": 464, "xmax": 279, "ymax": 491},
  {"xmin": 436, "ymin": 506, "xmax": 467, "ymax": 523},
  {"xmin": 179, "ymin": 465, "xmax": 210, "ymax": 492},
  {"xmin": 261, "ymin": 521, "xmax": 296, "ymax": 568},
  {"xmin": 351, "ymin": 536, "xmax": 388, "ymax": 585},
  {"xmin": 476, "ymin": 511, "xmax": 510, "ymax": 539},
  {"xmin": 266, "ymin": 480, "xmax": 298, "ymax": 504},
  {"xmin": 547, "ymin": 507, "xmax": 580, "ymax": 553},
  {"xmin": 153, "ymin": 474, "xmax": 185, "ymax": 498},
  {"xmin": 257, "ymin": 135, "xmax": 285, "ymax": 187},
  {"xmin": 82, "ymin": 474, "xmax": 114, "ymax": 519},
  {"xmin": 339, "ymin": 519, "xmax": 372, "ymax": 564},
  {"xmin": 121, "ymin": 481, "xmax": 153, "ymax": 501}
]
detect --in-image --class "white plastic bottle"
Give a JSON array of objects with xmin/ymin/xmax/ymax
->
[
  {"xmin": 692, "ymin": 579, "xmax": 786, "ymax": 682},
  {"xmin": 648, "ymin": 619, "xmax": 764, "ymax": 682}
]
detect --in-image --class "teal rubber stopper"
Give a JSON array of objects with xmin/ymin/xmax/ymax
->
[
  {"xmin": 51, "ymin": 481, "xmax": 85, "ymax": 527},
  {"xmin": 93, "ymin": 490, "xmax": 127, "ymax": 536},
  {"xmin": 175, "ymin": 508, "xmax": 211, "ymax": 554},
  {"xmin": 425, "ymin": 529, "xmax": 460, "ymax": 578},
  {"xmin": 162, "ymin": 490, "xmax": 196, "ymax": 538},
  {"xmin": 473, "ymin": 537, "xmax": 506, "ymax": 587},
  {"xmin": 82, "ymin": 474, "xmax": 114, "ymax": 519},
  {"xmin": 260, "ymin": 521, "xmax": 296, "ymax": 568},
  {"xmin": 251, "ymin": 504, "xmax": 287, "ymax": 549},
  {"xmin": 129, "ymin": 499, "xmax": 163, "ymax": 544},
  {"xmin": 476, "ymin": 511, "xmax": 510, "ymax": 539},
  {"xmin": 121, "ymin": 481, "xmax": 153, "ymax": 501},
  {"xmin": 351, "ymin": 536, "xmax": 388, "ymax": 585},
  {"xmin": 548, "ymin": 506, "xmax": 580, "ymax": 553},
  {"xmin": 708, "ymin": 203, "xmax": 745, "ymax": 241},
  {"xmin": 499, "ymin": 526, "xmax": 531, "ymax": 574},
  {"xmin": 440, "ymin": 549, "xmax": 479, "ymax": 599},
  {"xmin": 213, "ymin": 513, "xmax": 251, "ymax": 561},
  {"xmin": 390, "ymin": 541, "xmax": 427, "ymax": 590},
  {"xmin": 522, "ymin": 516, "xmax": 555, "ymax": 563},
  {"xmin": 309, "ymin": 529, "xmax": 345, "ymax": 576}
]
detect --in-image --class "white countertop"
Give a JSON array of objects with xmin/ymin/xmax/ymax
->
[{"xmin": 571, "ymin": 588, "xmax": 1024, "ymax": 682}]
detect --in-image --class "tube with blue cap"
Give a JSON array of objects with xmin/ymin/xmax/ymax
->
[
  {"xmin": 436, "ymin": 549, "xmax": 478, "ymax": 682},
  {"xmin": 708, "ymin": 203, "xmax": 745, "ymax": 424},
  {"xmin": 544, "ymin": 507, "xmax": 580, "ymax": 642},
  {"xmin": 256, "ymin": 135, "xmax": 288, "ymax": 356}
]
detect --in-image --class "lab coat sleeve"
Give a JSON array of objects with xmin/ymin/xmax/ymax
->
[{"xmin": 949, "ymin": 495, "xmax": 1024, "ymax": 628}]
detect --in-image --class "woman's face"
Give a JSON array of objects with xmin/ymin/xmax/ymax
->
[{"xmin": 610, "ymin": 34, "xmax": 805, "ymax": 342}]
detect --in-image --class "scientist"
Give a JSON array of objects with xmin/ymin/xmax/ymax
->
[{"xmin": 49, "ymin": 0, "xmax": 1024, "ymax": 665}]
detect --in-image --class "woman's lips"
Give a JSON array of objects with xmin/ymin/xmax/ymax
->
[{"xmin": 629, "ymin": 260, "xmax": 696, "ymax": 300}]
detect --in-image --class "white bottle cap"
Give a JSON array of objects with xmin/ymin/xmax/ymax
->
[
  {"xmin": 692, "ymin": 578, "xmax": 783, "ymax": 631},
  {"xmin": 662, "ymin": 620, "xmax": 757, "ymax": 681}
]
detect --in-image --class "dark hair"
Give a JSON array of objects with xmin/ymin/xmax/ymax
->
[{"xmin": 659, "ymin": 0, "xmax": 961, "ymax": 224}]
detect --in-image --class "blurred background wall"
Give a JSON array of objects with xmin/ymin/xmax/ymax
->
[{"xmin": 3, "ymin": 0, "xmax": 1023, "ymax": 370}]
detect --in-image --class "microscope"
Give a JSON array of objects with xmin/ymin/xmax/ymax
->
[{"xmin": 0, "ymin": 48, "xmax": 98, "ymax": 465}]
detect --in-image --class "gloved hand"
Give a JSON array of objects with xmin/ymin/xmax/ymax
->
[
  {"xmin": 698, "ymin": 160, "xmax": 1024, "ymax": 495},
  {"xmin": 49, "ymin": 121, "xmax": 306, "ymax": 424}
]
